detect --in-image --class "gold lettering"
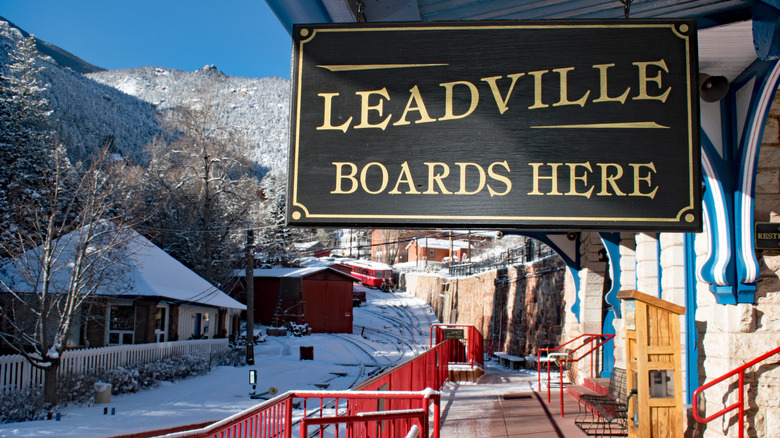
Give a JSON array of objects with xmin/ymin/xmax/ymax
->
[
  {"xmin": 597, "ymin": 163, "xmax": 627, "ymax": 196},
  {"xmin": 528, "ymin": 163, "xmax": 563, "ymax": 195},
  {"xmin": 487, "ymin": 161, "xmax": 512, "ymax": 197},
  {"xmin": 388, "ymin": 161, "xmax": 421, "ymax": 194},
  {"xmin": 439, "ymin": 81, "xmax": 479, "ymax": 121},
  {"xmin": 354, "ymin": 88, "xmax": 391, "ymax": 130},
  {"xmin": 360, "ymin": 162, "xmax": 389, "ymax": 194},
  {"xmin": 423, "ymin": 162, "xmax": 453, "ymax": 194},
  {"xmin": 454, "ymin": 162, "xmax": 486, "ymax": 195},
  {"xmin": 592, "ymin": 63, "xmax": 630, "ymax": 104},
  {"xmin": 552, "ymin": 67, "xmax": 590, "ymax": 107},
  {"xmin": 629, "ymin": 162, "xmax": 658, "ymax": 198},
  {"xmin": 393, "ymin": 85, "xmax": 436, "ymax": 126},
  {"xmin": 331, "ymin": 162, "xmax": 358, "ymax": 194},
  {"xmin": 527, "ymin": 70, "xmax": 549, "ymax": 109},
  {"xmin": 480, "ymin": 73, "xmax": 525, "ymax": 114},
  {"xmin": 633, "ymin": 60, "xmax": 671, "ymax": 102},
  {"xmin": 317, "ymin": 93, "xmax": 353, "ymax": 132},
  {"xmin": 565, "ymin": 162, "xmax": 594, "ymax": 198}
]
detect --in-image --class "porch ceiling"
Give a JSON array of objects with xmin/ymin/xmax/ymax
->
[{"xmin": 278, "ymin": 1, "xmax": 763, "ymax": 80}]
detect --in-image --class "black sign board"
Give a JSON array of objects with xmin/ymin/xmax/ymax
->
[
  {"xmin": 755, "ymin": 222, "xmax": 780, "ymax": 250},
  {"xmin": 442, "ymin": 328, "xmax": 465, "ymax": 340},
  {"xmin": 288, "ymin": 20, "xmax": 701, "ymax": 231}
]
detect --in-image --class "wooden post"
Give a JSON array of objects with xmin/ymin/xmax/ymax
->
[{"xmin": 617, "ymin": 289, "xmax": 685, "ymax": 438}]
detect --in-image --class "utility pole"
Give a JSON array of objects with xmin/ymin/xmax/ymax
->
[
  {"xmin": 245, "ymin": 228, "xmax": 255, "ymax": 365},
  {"xmin": 449, "ymin": 231, "xmax": 453, "ymax": 268}
]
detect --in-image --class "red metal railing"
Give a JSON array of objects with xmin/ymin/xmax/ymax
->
[
  {"xmin": 429, "ymin": 324, "xmax": 484, "ymax": 369},
  {"xmin": 692, "ymin": 345, "xmax": 780, "ymax": 438},
  {"xmin": 536, "ymin": 333, "xmax": 615, "ymax": 417},
  {"xmin": 160, "ymin": 389, "xmax": 438, "ymax": 438},
  {"xmin": 155, "ymin": 338, "xmax": 460, "ymax": 438}
]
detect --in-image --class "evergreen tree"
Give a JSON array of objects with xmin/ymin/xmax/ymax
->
[
  {"xmin": 256, "ymin": 193, "xmax": 297, "ymax": 267},
  {"xmin": 0, "ymin": 35, "xmax": 56, "ymax": 255}
]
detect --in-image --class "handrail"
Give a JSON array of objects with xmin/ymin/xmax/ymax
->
[
  {"xmin": 692, "ymin": 345, "xmax": 780, "ymax": 438},
  {"xmin": 157, "ymin": 389, "xmax": 439, "ymax": 438},
  {"xmin": 429, "ymin": 324, "xmax": 484, "ymax": 369},
  {"xmin": 536, "ymin": 333, "xmax": 615, "ymax": 418},
  {"xmin": 144, "ymin": 340, "xmax": 455, "ymax": 438}
]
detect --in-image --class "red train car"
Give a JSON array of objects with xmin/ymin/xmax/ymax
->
[{"xmin": 343, "ymin": 260, "xmax": 394, "ymax": 291}]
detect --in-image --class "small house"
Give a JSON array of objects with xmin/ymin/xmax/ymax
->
[
  {"xmin": 232, "ymin": 267, "xmax": 356, "ymax": 333},
  {"xmin": 406, "ymin": 238, "xmax": 471, "ymax": 263},
  {"xmin": 293, "ymin": 241, "xmax": 331, "ymax": 258},
  {"xmin": 0, "ymin": 227, "xmax": 245, "ymax": 351}
]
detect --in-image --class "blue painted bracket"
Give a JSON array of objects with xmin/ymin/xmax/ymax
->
[
  {"xmin": 599, "ymin": 233, "xmax": 622, "ymax": 318},
  {"xmin": 755, "ymin": 1, "xmax": 780, "ymax": 59},
  {"xmin": 528, "ymin": 232, "xmax": 582, "ymax": 323},
  {"xmin": 699, "ymin": 58, "xmax": 780, "ymax": 304},
  {"xmin": 503, "ymin": 231, "xmax": 581, "ymax": 322},
  {"xmin": 266, "ymin": 0, "xmax": 333, "ymax": 35},
  {"xmin": 598, "ymin": 232, "xmax": 621, "ymax": 377}
]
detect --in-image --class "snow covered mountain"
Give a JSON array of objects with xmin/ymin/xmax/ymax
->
[
  {"xmin": 0, "ymin": 16, "xmax": 289, "ymax": 175},
  {"xmin": 88, "ymin": 66, "xmax": 289, "ymax": 174}
]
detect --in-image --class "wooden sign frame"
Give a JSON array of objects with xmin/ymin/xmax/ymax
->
[{"xmin": 288, "ymin": 20, "xmax": 701, "ymax": 231}]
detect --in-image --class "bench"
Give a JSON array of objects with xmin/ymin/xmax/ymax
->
[
  {"xmin": 493, "ymin": 352, "xmax": 526, "ymax": 370},
  {"xmin": 573, "ymin": 367, "xmax": 629, "ymax": 437}
]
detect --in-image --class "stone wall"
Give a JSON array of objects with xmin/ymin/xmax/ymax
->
[
  {"xmin": 399, "ymin": 255, "xmax": 566, "ymax": 357},
  {"xmin": 687, "ymin": 91, "xmax": 780, "ymax": 438}
]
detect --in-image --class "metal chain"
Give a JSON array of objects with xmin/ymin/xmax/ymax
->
[
  {"xmin": 356, "ymin": 0, "xmax": 366, "ymax": 22},
  {"xmin": 620, "ymin": 0, "xmax": 633, "ymax": 19}
]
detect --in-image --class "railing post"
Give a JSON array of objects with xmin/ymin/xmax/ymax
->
[
  {"xmin": 738, "ymin": 371, "xmax": 745, "ymax": 438},
  {"xmin": 547, "ymin": 359, "xmax": 551, "ymax": 403},
  {"xmin": 537, "ymin": 349, "xmax": 542, "ymax": 393},
  {"xmin": 590, "ymin": 338, "xmax": 594, "ymax": 379},
  {"xmin": 286, "ymin": 397, "xmax": 293, "ymax": 438},
  {"xmin": 433, "ymin": 391, "xmax": 440, "ymax": 438},
  {"xmin": 560, "ymin": 363, "xmax": 564, "ymax": 418}
]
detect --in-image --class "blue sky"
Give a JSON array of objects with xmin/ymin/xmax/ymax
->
[{"xmin": 1, "ymin": 0, "xmax": 293, "ymax": 79}]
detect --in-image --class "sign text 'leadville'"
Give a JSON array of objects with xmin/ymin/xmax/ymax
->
[{"xmin": 287, "ymin": 21, "xmax": 701, "ymax": 231}]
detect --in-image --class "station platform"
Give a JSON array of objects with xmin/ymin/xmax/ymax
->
[{"xmin": 437, "ymin": 362, "xmax": 588, "ymax": 437}]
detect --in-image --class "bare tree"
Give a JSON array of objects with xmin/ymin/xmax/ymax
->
[
  {"xmin": 375, "ymin": 229, "xmax": 402, "ymax": 264},
  {"xmin": 142, "ymin": 93, "xmax": 259, "ymax": 286},
  {"xmin": 0, "ymin": 146, "xmax": 145, "ymax": 406}
]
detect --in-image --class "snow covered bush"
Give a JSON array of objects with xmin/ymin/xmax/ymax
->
[
  {"xmin": 0, "ymin": 387, "xmax": 45, "ymax": 424},
  {"xmin": 100, "ymin": 355, "xmax": 212, "ymax": 394},
  {"xmin": 1, "ymin": 354, "xmax": 215, "ymax": 424},
  {"xmin": 216, "ymin": 345, "xmax": 248, "ymax": 367}
]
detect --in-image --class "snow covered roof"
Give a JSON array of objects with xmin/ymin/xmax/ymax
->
[
  {"xmin": 406, "ymin": 238, "xmax": 471, "ymax": 250},
  {"xmin": 342, "ymin": 259, "xmax": 393, "ymax": 271},
  {"xmin": 235, "ymin": 266, "xmax": 357, "ymax": 281},
  {"xmin": 0, "ymin": 226, "xmax": 245, "ymax": 310},
  {"xmin": 293, "ymin": 241, "xmax": 326, "ymax": 251},
  {"xmin": 124, "ymin": 233, "xmax": 245, "ymax": 310}
]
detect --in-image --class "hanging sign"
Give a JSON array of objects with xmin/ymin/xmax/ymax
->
[
  {"xmin": 287, "ymin": 20, "xmax": 701, "ymax": 231},
  {"xmin": 755, "ymin": 222, "xmax": 780, "ymax": 250}
]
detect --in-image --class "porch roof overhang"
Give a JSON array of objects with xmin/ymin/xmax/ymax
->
[
  {"xmin": 266, "ymin": 0, "xmax": 780, "ymax": 79},
  {"xmin": 266, "ymin": 0, "xmax": 780, "ymax": 305}
]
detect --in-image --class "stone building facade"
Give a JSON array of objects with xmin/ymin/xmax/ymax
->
[{"xmin": 399, "ymin": 255, "xmax": 566, "ymax": 359}]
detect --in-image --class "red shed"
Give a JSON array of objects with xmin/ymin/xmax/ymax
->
[{"xmin": 233, "ymin": 267, "xmax": 356, "ymax": 334}]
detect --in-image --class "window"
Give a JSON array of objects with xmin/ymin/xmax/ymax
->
[
  {"xmin": 155, "ymin": 305, "xmax": 168, "ymax": 343},
  {"xmin": 429, "ymin": 250, "xmax": 435, "ymax": 259},
  {"xmin": 202, "ymin": 313, "xmax": 210, "ymax": 337},
  {"xmin": 107, "ymin": 304, "xmax": 135, "ymax": 345},
  {"xmin": 193, "ymin": 313, "xmax": 202, "ymax": 338},
  {"xmin": 193, "ymin": 312, "xmax": 211, "ymax": 338}
]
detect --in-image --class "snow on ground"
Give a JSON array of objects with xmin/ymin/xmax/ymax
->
[{"xmin": 0, "ymin": 288, "xmax": 437, "ymax": 438}]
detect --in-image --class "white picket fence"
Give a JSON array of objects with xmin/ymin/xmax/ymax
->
[{"xmin": 0, "ymin": 338, "xmax": 228, "ymax": 394}]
